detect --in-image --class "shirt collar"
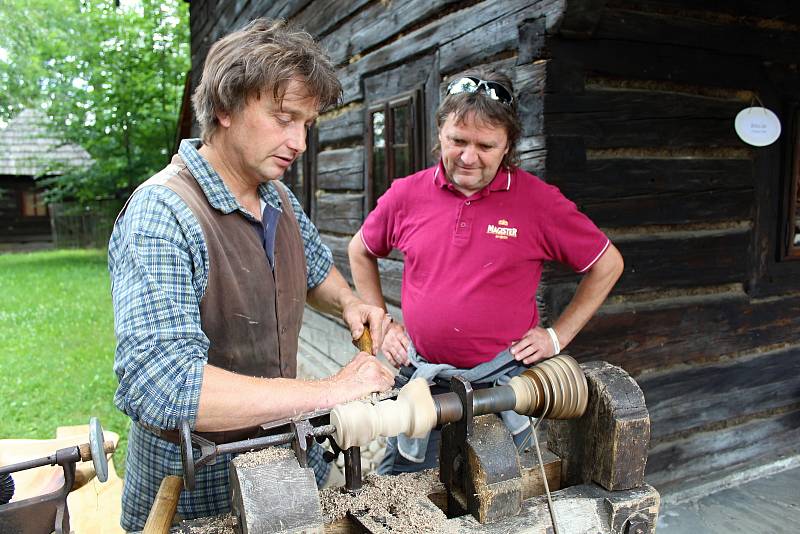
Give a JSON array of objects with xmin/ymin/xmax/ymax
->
[
  {"xmin": 432, "ymin": 159, "xmax": 513, "ymax": 197},
  {"xmin": 178, "ymin": 139, "xmax": 282, "ymax": 215}
]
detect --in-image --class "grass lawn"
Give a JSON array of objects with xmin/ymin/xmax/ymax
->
[{"xmin": 0, "ymin": 248, "xmax": 129, "ymax": 475}]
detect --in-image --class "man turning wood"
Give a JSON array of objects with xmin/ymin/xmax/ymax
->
[{"xmin": 109, "ymin": 19, "xmax": 394, "ymax": 531}]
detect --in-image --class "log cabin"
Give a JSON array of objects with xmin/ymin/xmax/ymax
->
[
  {"xmin": 185, "ymin": 0, "xmax": 800, "ymax": 495},
  {"xmin": 0, "ymin": 109, "xmax": 91, "ymax": 248}
]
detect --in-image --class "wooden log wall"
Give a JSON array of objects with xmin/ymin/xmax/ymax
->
[
  {"xmin": 188, "ymin": 0, "xmax": 800, "ymax": 492},
  {"xmin": 540, "ymin": 0, "xmax": 800, "ymax": 492}
]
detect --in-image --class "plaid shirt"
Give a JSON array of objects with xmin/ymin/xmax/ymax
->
[{"xmin": 109, "ymin": 139, "xmax": 333, "ymax": 531}]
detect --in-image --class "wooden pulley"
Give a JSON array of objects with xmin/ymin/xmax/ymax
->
[{"xmin": 510, "ymin": 354, "xmax": 589, "ymax": 419}]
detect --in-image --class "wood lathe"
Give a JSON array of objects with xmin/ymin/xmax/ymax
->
[{"xmin": 145, "ymin": 348, "xmax": 659, "ymax": 534}]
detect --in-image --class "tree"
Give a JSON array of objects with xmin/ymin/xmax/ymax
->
[{"xmin": 0, "ymin": 0, "xmax": 190, "ymax": 203}]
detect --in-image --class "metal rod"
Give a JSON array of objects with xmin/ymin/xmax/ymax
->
[
  {"xmin": 434, "ymin": 392, "xmax": 462, "ymax": 425},
  {"xmin": 215, "ymin": 424, "xmax": 336, "ymax": 457},
  {"xmin": 434, "ymin": 385, "xmax": 517, "ymax": 426},
  {"xmin": 310, "ymin": 424, "xmax": 337, "ymax": 438},
  {"xmin": 0, "ymin": 453, "xmax": 58, "ymax": 474},
  {"xmin": 343, "ymin": 447, "xmax": 362, "ymax": 493},
  {"xmin": 531, "ymin": 417, "xmax": 560, "ymax": 534},
  {"xmin": 216, "ymin": 433, "xmax": 293, "ymax": 456},
  {"xmin": 472, "ymin": 385, "xmax": 517, "ymax": 416}
]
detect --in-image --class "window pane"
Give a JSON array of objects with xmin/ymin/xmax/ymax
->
[
  {"xmin": 392, "ymin": 105, "xmax": 411, "ymax": 179},
  {"xmin": 36, "ymin": 194, "xmax": 47, "ymax": 216},
  {"xmin": 21, "ymin": 189, "xmax": 47, "ymax": 217},
  {"xmin": 21, "ymin": 190, "xmax": 34, "ymax": 216},
  {"xmin": 372, "ymin": 111, "xmax": 387, "ymax": 196},
  {"xmin": 373, "ymin": 111, "xmax": 385, "ymax": 148}
]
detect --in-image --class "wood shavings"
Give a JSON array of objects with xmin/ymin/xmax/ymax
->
[
  {"xmin": 320, "ymin": 470, "xmax": 460, "ymax": 533},
  {"xmin": 231, "ymin": 446, "xmax": 294, "ymax": 468},
  {"xmin": 177, "ymin": 513, "xmax": 237, "ymax": 534}
]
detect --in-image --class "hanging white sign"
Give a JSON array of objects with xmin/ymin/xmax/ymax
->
[{"xmin": 734, "ymin": 107, "xmax": 781, "ymax": 147}]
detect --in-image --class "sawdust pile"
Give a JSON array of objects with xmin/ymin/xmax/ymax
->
[
  {"xmin": 231, "ymin": 446, "xmax": 294, "ymax": 468},
  {"xmin": 320, "ymin": 471, "xmax": 459, "ymax": 533},
  {"xmin": 178, "ymin": 513, "xmax": 237, "ymax": 534}
]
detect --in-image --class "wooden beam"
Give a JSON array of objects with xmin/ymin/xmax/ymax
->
[
  {"xmin": 647, "ymin": 408, "xmax": 800, "ymax": 493},
  {"xmin": 320, "ymin": 0, "xmax": 462, "ymax": 66},
  {"xmin": 639, "ymin": 345, "xmax": 800, "ymax": 443},
  {"xmin": 317, "ymin": 107, "xmax": 363, "ymax": 146},
  {"xmin": 548, "ymin": 157, "xmax": 753, "ymax": 200},
  {"xmin": 544, "ymin": 228, "xmax": 750, "ymax": 294},
  {"xmin": 317, "ymin": 147, "xmax": 364, "ymax": 190},
  {"xmin": 230, "ymin": 457, "xmax": 324, "ymax": 534},
  {"xmin": 315, "ymin": 193, "xmax": 363, "ymax": 235},
  {"xmin": 558, "ymin": 0, "xmax": 607, "ymax": 38},
  {"xmin": 291, "ymin": 0, "xmax": 371, "ymax": 38},
  {"xmin": 577, "ymin": 189, "xmax": 753, "ymax": 227},
  {"xmin": 547, "ymin": 38, "xmax": 763, "ymax": 91},
  {"xmin": 337, "ymin": 0, "xmax": 562, "ymax": 104},
  {"xmin": 594, "ymin": 7, "xmax": 800, "ymax": 63},
  {"xmin": 567, "ymin": 291, "xmax": 800, "ymax": 376},
  {"xmin": 543, "ymin": 90, "xmax": 745, "ymax": 148},
  {"xmin": 548, "ymin": 361, "xmax": 650, "ymax": 491}
]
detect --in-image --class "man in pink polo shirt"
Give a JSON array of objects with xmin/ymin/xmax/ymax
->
[{"xmin": 349, "ymin": 69, "xmax": 624, "ymax": 474}]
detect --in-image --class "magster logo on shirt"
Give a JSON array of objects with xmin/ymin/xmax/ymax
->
[{"xmin": 486, "ymin": 219, "xmax": 518, "ymax": 239}]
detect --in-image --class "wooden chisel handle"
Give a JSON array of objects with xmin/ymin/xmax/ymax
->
[
  {"xmin": 355, "ymin": 328, "xmax": 373, "ymax": 354},
  {"xmin": 143, "ymin": 475, "xmax": 183, "ymax": 534}
]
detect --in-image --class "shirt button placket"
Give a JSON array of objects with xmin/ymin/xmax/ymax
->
[{"xmin": 453, "ymin": 200, "xmax": 472, "ymax": 246}]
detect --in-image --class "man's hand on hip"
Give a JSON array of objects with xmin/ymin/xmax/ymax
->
[
  {"xmin": 510, "ymin": 326, "xmax": 559, "ymax": 365},
  {"xmin": 381, "ymin": 321, "xmax": 410, "ymax": 368},
  {"xmin": 331, "ymin": 351, "xmax": 395, "ymax": 401}
]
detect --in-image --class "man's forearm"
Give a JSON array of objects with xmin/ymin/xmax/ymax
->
[
  {"xmin": 553, "ymin": 243, "xmax": 624, "ymax": 349},
  {"xmin": 306, "ymin": 266, "xmax": 357, "ymax": 316},
  {"xmin": 195, "ymin": 348, "xmax": 395, "ymax": 431},
  {"xmin": 195, "ymin": 365, "xmax": 343, "ymax": 431},
  {"xmin": 348, "ymin": 230, "xmax": 388, "ymax": 309}
]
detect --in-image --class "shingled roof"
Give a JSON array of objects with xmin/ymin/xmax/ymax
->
[{"xmin": 0, "ymin": 109, "xmax": 91, "ymax": 177}]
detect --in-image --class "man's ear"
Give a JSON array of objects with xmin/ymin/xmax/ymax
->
[{"xmin": 216, "ymin": 110, "xmax": 232, "ymax": 128}]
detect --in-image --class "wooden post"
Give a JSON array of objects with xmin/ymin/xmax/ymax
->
[
  {"xmin": 547, "ymin": 361, "xmax": 650, "ymax": 491},
  {"xmin": 230, "ymin": 457, "xmax": 323, "ymax": 534}
]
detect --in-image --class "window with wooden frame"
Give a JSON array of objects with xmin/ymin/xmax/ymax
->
[
  {"xmin": 20, "ymin": 187, "xmax": 47, "ymax": 218},
  {"xmin": 781, "ymin": 106, "xmax": 800, "ymax": 260},
  {"xmin": 365, "ymin": 90, "xmax": 424, "ymax": 210}
]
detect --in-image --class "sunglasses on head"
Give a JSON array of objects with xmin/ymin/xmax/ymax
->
[{"xmin": 446, "ymin": 76, "xmax": 514, "ymax": 105}]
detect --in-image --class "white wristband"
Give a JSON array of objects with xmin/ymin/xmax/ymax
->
[{"xmin": 546, "ymin": 327, "xmax": 561, "ymax": 355}]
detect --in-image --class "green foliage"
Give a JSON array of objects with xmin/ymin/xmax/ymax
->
[
  {"xmin": 0, "ymin": 0, "xmax": 190, "ymax": 203},
  {"xmin": 0, "ymin": 249, "xmax": 128, "ymax": 474}
]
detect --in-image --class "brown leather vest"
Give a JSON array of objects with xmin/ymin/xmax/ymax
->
[{"xmin": 128, "ymin": 155, "xmax": 307, "ymax": 442}]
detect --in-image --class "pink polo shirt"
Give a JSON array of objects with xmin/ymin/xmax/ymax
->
[{"xmin": 360, "ymin": 162, "xmax": 609, "ymax": 368}]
